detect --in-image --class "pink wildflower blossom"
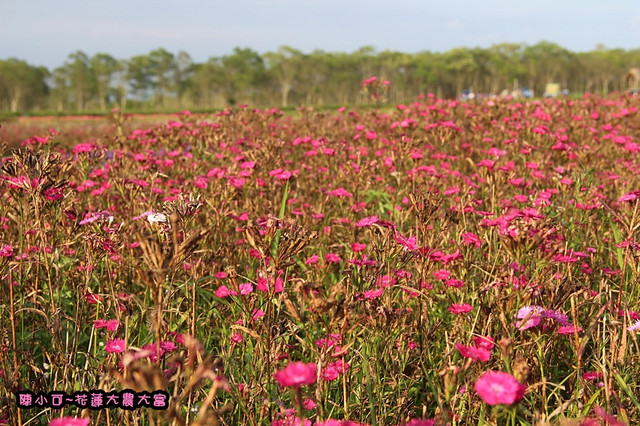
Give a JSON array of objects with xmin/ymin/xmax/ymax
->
[
  {"xmin": 404, "ymin": 420, "xmax": 436, "ymax": 426},
  {"xmin": 448, "ymin": 303, "xmax": 472, "ymax": 314},
  {"xmin": 274, "ymin": 361, "xmax": 317, "ymax": 388},
  {"xmin": 305, "ymin": 255, "xmax": 319, "ymax": 265},
  {"xmin": 473, "ymin": 336, "xmax": 495, "ymax": 350},
  {"xmin": 0, "ymin": 245, "xmax": 13, "ymax": 257},
  {"xmin": 515, "ymin": 305, "xmax": 544, "ymax": 330},
  {"xmin": 355, "ymin": 215, "xmax": 378, "ymax": 227},
  {"xmin": 328, "ymin": 187, "xmax": 353, "ymax": 197},
  {"xmin": 474, "ymin": 371, "xmax": 526, "ymax": 405},
  {"xmin": 239, "ymin": 283, "xmax": 254, "ymax": 295},
  {"xmin": 628, "ymin": 319, "xmax": 640, "ymax": 331},
  {"xmin": 461, "ymin": 232, "xmax": 482, "ymax": 247},
  {"xmin": 49, "ymin": 418, "xmax": 90, "ymax": 426},
  {"xmin": 455, "ymin": 343, "xmax": 491, "ymax": 362},
  {"xmin": 105, "ymin": 338, "xmax": 126, "ymax": 354}
]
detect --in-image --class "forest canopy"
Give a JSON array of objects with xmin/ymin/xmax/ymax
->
[{"xmin": 1, "ymin": 42, "xmax": 639, "ymax": 113}]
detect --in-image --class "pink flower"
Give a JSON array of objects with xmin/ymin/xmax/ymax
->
[
  {"xmin": 94, "ymin": 319, "xmax": 119, "ymax": 332},
  {"xmin": 325, "ymin": 253, "xmax": 341, "ymax": 263},
  {"xmin": 393, "ymin": 232, "xmax": 417, "ymax": 251},
  {"xmin": 377, "ymin": 275, "xmax": 396, "ymax": 288},
  {"xmin": 363, "ymin": 288, "xmax": 384, "ymax": 299},
  {"xmin": 239, "ymin": 282, "xmax": 254, "ymax": 295},
  {"xmin": 351, "ymin": 242, "xmax": 366, "ymax": 252},
  {"xmin": 321, "ymin": 360, "xmax": 349, "ymax": 381},
  {"xmin": 274, "ymin": 361, "xmax": 317, "ymax": 388},
  {"xmin": 44, "ymin": 187, "xmax": 64, "ymax": 200},
  {"xmin": 85, "ymin": 293, "xmax": 102, "ymax": 304},
  {"xmin": 462, "ymin": 232, "xmax": 482, "ymax": 247},
  {"xmin": 515, "ymin": 305, "xmax": 544, "ymax": 330},
  {"xmin": 582, "ymin": 371, "xmax": 602, "ymax": 381},
  {"xmin": 302, "ymin": 398, "xmax": 316, "ymax": 410},
  {"xmin": 72, "ymin": 143, "xmax": 95, "ymax": 154},
  {"xmin": 543, "ymin": 309, "xmax": 570, "ymax": 325},
  {"xmin": 105, "ymin": 338, "xmax": 126, "ymax": 353},
  {"xmin": 355, "ymin": 215, "xmax": 378, "ymax": 227},
  {"xmin": 215, "ymin": 285, "xmax": 237, "ymax": 298},
  {"xmin": 160, "ymin": 340, "xmax": 176, "ymax": 353},
  {"xmin": 619, "ymin": 191, "xmax": 640, "ymax": 202},
  {"xmin": 0, "ymin": 245, "xmax": 13, "ymax": 257},
  {"xmin": 272, "ymin": 409, "xmax": 311, "ymax": 426},
  {"xmin": 448, "ymin": 303, "xmax": 472, "ymax": 314},
  {"xmin": 269, "ymin": 168, "xmax": 292, "ymax": 180},
  {"xmin": 474, "ymin": 371, "xmax": 526, "ymax": 405},
  {"xmin": 434, "ymin": 269, "xmax": 450, "ymax": 280},
  {"xmin": 49, "ymin": 418, "xmax": 90, "ymax": 426},
  {"xmin": 593, "ymin": 406, "xmax": 626, "ymax": 426},
  {"xmin": 328, "ymin": 187, "xmax": 353, "ymax": 198},
  {"xmin": 404, "ymin": 420, "xmax": 436, "ymax": 426},
  {"xmin": 79, "ymin": 211, "xmax": 113, "ymax": 225},
  {"xmin": 445, "ymin": 279, "xmax": 464, "ymax": 288},
  {"xmin": 473, "ymin": 336, "xmax": 495, "ymax": 350},
  {"xmin": 194, "ymin": 176, "xmax": 208, "ymax": 189},
  {"xmin": 316, "ymin": 420, "xmax": 368, "ymax": 426},
  {"xmin": 628, "ymin": 319, "xmax": 640, "ymax": 332},
  {"xmin": 323, "ymin": 363, "xmax": 340, "ymax": 381},
  {"xmin": 305, "ymin": 255, "xmax": 319, "ymax": 265},
  {"xmin": 557, "ymin": 325, "xmax": 582, "ymax": 335},
  {"xmin": 455, "ymin": 343, "xmax": 491, "ymax": 362},
  {"xmin": 361, "ymin": 76, "xmax": 377, "ymax": 86},
  {"xmin": 104, "ymin": 320, "xmax": 119, "ymax": 331}
]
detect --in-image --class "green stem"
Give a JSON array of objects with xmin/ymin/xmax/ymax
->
[{"xmin": 271, "ymin": 180, "xmax": 290, "ymax": 259}]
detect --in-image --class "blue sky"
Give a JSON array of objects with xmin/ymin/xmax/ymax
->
[{"xmin": 1, "ymin": 0, "xmax": 639, "ymax": 69}]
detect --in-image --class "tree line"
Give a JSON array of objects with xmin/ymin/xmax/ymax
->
[{"xmin": 1, "ymin": 42, "xmax": 639, "ymax": 113}]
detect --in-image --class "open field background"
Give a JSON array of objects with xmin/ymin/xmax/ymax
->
[
  {"xmin": 1, "ymin": 94, "xmax": 640, "ymax": 425},
  {"xmin": 2, "ymin": 43, "xmax": 640, "ymax": 115}
]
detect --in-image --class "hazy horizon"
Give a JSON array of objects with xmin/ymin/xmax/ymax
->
[{"xmin": 1, "ymin": 0, "xmax": 639, "ymax": 69}]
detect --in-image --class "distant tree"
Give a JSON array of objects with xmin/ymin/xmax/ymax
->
[
  {"xmin": 91, "ymin": 53, "xmax": 118, "ymax": 111},
  {"xmin": 175, "ymin": 50, "xmax": 194, "ymax": 107},
  {"xmin": 114, "ymin": 59, "xmax": 131, "ymax": 109},
  {"xmin": 191, "ymin": 58, "xmax": 226, "ymax": 108},
  {"xmin": 414, "ymin": 51, "xmax": 441, "ymax": 95},
  {"xmin": 377, "ymin": 50, "xmax": 414, "ymax": 102},
  {"xmin": 0, "ymin": 59, "xmax": 48, "ymax": 112},
  {"xmin": 5, "ymin": 43, "xmax": 640, "ymax": 113},
  {"xmin": 128, "ymin": 54, "xmax": 154, "ymax": 104},
  {"xmin": 522, "ymin": 41, "xmax": 575, "ymax": 94},
  {"xmin": 222, "ymin": 47, "xmax": 268, "ymax": 105},
  {"xmin": 49, "ymin": 66, "xmax": 69, "ymax": 112},
  {"xmin": 264, "ymin": 46, "xmax": 304, "ymax": 107},
  {"xmin": 487, "ymin": 43, "xmax": 526, "ymax": 92},
  {"xmin": 64, "ymin": 50, "xmax": 94, "ymax": 111},
  {"xmin": 148, "ymin": 48, "xmax": 177, "ymax": 108},
  {"xmin": 295, "ymin": 49, "xmax": 331, "ymax": 105},
  {"xmin": 325, "ymin": 51, "xmax": 360, "ymax": 104},
  {"xmin": 587, "ymin": 45, "xmax": 627, "ymax": 94},
  {"xmin": 444, "ymin": 48, "xmax": 478, "ymax": 97}
]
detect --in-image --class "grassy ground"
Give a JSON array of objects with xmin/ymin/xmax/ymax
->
[{"xmin": 1, "ymin": 96, "xmax": 639, "ymax": 425}]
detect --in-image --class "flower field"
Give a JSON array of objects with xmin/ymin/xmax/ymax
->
[{"xmin": 1, "ymin": 94, "xmax": 640, "ymax": 425}]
